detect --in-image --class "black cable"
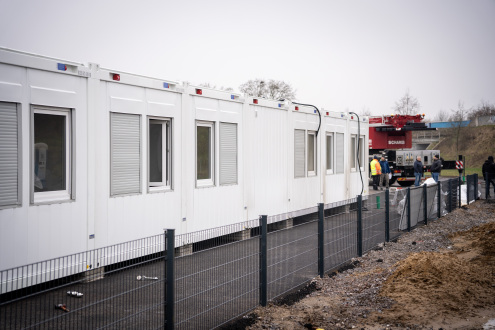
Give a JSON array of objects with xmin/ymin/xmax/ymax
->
[
  {"xmin": 291, "ymin": 101, "xmax": 321, "ymax": 137},
  {"xmin": 349, "ymin": 112, "xmax": 364, "ymax": 195}
]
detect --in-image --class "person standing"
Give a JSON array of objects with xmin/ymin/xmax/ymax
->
[
  {"xmin": 370, "ymin": 155, "xmax": 382, "ymax": 191},
  {"xmin": 379, "ymin": 156, "xmax": 391, "ymax": 189},
  {"xmin": 482, "ymin": 156, "xmax": 495, "ymax": 197},
  {"xmin": 430, "ymin": 154, "xmax": 442, "ymax": 182},
  {"xmin": 413, "ymin": 156, "xmax": 423, "ymax": 187}
]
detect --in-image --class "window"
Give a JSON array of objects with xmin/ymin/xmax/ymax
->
[
  {"xmin": 196, "ymin": 121, "xmax": 214, "ymax": 187},
  {"xmin": 335, "ymin": 133, "xmax": 344, "ymax": 174},
  {"xmin": 294, "ymin": 129, "xmax": 305, "ymax": 178},
  {"xmin": 326, "ymin": 133, "xmax": 333, "ymax": 174},
  {"xmin": 32, "ymin": 106, "xmax": 72, "ymax": 203},
  {"xmin": 0, "ymin": 102, "xmax": 21, "ymax": 207},
  {"xmin": 149, "ymin": 118, "xmax": 171, "ymax": 191},
  {"xmin": 359, "ymin": 136, "xmax": 365, "ymax": 170},
  {"xmin": 219, "ymin": 122, "xmax": 237, "ymax": 185},
  {"xmin": 307, "ymin": 131, "xmax": 316, "ymax": 176},
  {"xmin": 350, "ymin": 135, "xmax": 357, "ymax": 171},
  {"xmin": 110, "ymin": 113, "xmax": 141, "ymax": 196}
]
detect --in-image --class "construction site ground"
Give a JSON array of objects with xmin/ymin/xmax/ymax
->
[{"xmin": 232, "ymin": 200, "xmax": 495, "ymax": 330}]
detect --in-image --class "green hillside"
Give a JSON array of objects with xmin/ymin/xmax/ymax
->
[{"xmin": 430, "ymin": 125, "xmax": 495, "ymax": 177}]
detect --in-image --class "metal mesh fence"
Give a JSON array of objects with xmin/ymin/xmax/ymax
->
[
  {"xmin": 1, "ymin": 234, "xmax": 167, "ymax": 330},
  {"xmin": 174, "ymin": 219, "xmax": 259, "ymax": 329},
  {"xmin": 323, "ymin": 200, "xmax": 358, "ymax": 273},
  {"xmin": 267, "ymin": 219, "xmax": 318, "ymax": 301},
  {"xmin": 362, "ymin": 192, "xmax": 386, "ymax": 253},
  {"xmin": 1, "ymin": 176, "xmax": 480, "ymax": 329}
]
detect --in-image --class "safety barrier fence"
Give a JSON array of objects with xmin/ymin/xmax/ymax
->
[{"xmin": 0, "ymin": 175, "xmax": 481, "ymax": 329}]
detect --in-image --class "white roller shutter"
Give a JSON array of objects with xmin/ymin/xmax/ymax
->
[
  {"xmin": 294, "ymin": 129, "xmax": 305, "ymax": 178},
  {"xmin": 0, "ymin": 102, "xmax": 19, "ymax": 207},
  {"xmin": 336, "ymin": 133, "xmax": 344, "ymax": 174},
  {"xmin": 111, "ymin": 113, "xmax": 141, "ymax": 196},
  {"xmin": 219, "ymin": 122, "xmax": 237, "ymax": 185}
]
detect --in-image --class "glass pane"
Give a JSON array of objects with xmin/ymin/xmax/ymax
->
[
  {"xmin": 326, "ymin": 135, "xmax": 332, "ymax": 170},
  {"xmin": 149, "ymin": 123, "xmax": 163, "ymax": 183},
  {"xmin": 308, "ymin": 134, "xmax": 315, "ymax": 172},
  {"xmin": 197, "ymin": 126, "xmax": 211, "ymax": 180},
  {"xmin": 34, "ymin": 113, "xmax": 66, "ymax": 192},
  {"xmin": 351, "ymin": 137, "xmax": 356, "ymax": 168}
]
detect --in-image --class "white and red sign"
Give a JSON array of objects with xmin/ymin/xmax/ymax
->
[{"xmin": 456, "ymin": 161, "xmax": 464, "ymax": 169}]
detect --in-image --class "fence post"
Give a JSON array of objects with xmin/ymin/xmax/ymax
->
[
  {"xmin": 466, "ymin": 175, "xmax": 470, "ymax": 205},
  {"xmin": 423, "ymin": 184, "xmax": 428, "ymax": 225},
  {"xmin": 357, "ymin": 195, "xmax": 363, "ymax": 257},
  {"xmin": 407, "ymin": 187, "xmax": 411, "ymax": 232},
  {"xmin": 437, "ymin": 181, "xmax": 441, "ymax": 219},
  {"xmin": 385, "ymin": 189, "xmax": 390, "ymax": 242},
  {"xmin": 474, "ymin": 174, "xmax": 478, "ymax": 200},
  {"xmin": 165, "ymin": 229, "xmax": 175, "ymax": 330},
  {"xmin": 318, "ymin": 203, "xmax": 324, "ymax": 278},
  {"xmin": 448, "ymin": 179, "xmax": 453, "ymax": 212},
  {"xmin": 259, "ymin": 215, "xmax": 268, "ymax": 307},
  {"xmin": 459, "ymin": 177, "xmax": 462, "ymax": 208}
]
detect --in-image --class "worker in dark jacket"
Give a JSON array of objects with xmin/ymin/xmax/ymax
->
[
  {"xmin": 379, "ymin": 156, "xmax": 391, "ymax": 189},
  {"xmin": 413, "ymin": 156, "xmax": 423, "ymax": 186},
  {"xmin": 482, "ymin": 156, "xmax": 495, "ymax": 197},
  {"xmin": 430, "ymin": 155, "xmax": 442, "ymax": 182}
]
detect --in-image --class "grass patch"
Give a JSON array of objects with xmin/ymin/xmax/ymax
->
[{"xmin": 424, "ymin": 167, "xmax": 482, "ymax": 178}]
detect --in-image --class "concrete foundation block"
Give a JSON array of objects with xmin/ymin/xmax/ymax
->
[{"xmin": 175, "ymin": 244, "xmax": 193, "ymax": 257}]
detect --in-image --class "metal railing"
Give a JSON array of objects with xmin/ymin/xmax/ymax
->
[{"xmin": 0, "ymin": 175, "xmax": 480, "ymax": 329}]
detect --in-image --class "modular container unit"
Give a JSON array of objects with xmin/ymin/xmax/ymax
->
[{"xmin": 0, "ymin": 48, "xmax": 369, "ymax": 281}]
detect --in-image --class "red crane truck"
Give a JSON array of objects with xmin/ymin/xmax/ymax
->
[{"xmin": 368, "ymin": 114, "xmax": 439, "ymax": 187}]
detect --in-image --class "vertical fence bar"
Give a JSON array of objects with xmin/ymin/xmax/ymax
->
[
  {"xmin": 448, "ymin": 179, "xmax": 453, "ymax": 212},
  {"xmin": 407, "ymin": 187, "xmax": 411, "ymax": 232},
  {"xmin": 466, "ymin": 175, "xmax": 470, "ymax": 205},
  {"xmin": 317, "ymin": 203, "xmax": 324, "ymax": 278},
  {"xmin": 165, "ymin": 229, "xmax": 175, "ymax": 330},
  {"xmin": 357, "ymin": 195, "xmax": 363, "ymax": 257},
  {"xmin": 385, "ymin": 189, "xmax": 390, "ymax": 242},
  {"xmin": 474, "ymin": 174, "xmax": 478, "ymax": 200},
  {"xmin": 259, "ymin": 215, "xmax": 267, "ymax": 307},
  {"xmin": 437, "ymin": 181, "xmax": 441, "ymax": 219},
  {"xmin": 459, "ymin": 177, "xmax": 462, "ymax": 208},
  {"xmin": 423, "ymin": 184, "xmax": 428, "ymax": 225}
]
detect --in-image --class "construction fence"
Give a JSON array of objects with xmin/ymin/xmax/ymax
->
[{"xmin": 0, "ymin": 175, "xmax": 482, "ymax": 329}]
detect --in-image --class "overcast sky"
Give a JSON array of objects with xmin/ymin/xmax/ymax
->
[{"xmin": 1, "ymin": 0, "xmax": 494, "ymax": 119}]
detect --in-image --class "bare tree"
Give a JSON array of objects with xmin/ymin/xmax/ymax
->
[
  {"xmin": 393, "ymin": 90, "xmax": 420, "ymax": 115},
  {"xmin": 199, "ymin": 82, "xmax": 234, "ymax": 92},
  {"xmin": 449, "ymin": 100, "xmax": 470, "ymax": 155},
  {"xmin": 468, "ymin": 99, "xmax": 495, "ymax": 120},
  {"xmin": 239, "ymin": 79, "xmax": 296, "ymax": 100},
  {"xmin": 433, "ymin": 109, "xmax": 450, "ymax": 122},
  {"xmin": 359, "ymin": 106, "xmax": 372, "ymax": 117}
]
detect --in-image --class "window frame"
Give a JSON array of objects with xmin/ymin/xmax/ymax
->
[
  {"xmin": 148, "ymin": 117, "xmax": 172, "ymax": 192},
  {"xmin": 350, "ymin": 134, "xmax": 357, "ymax": 172},
  {"xmin": 358, "ymin": 135, "xmax": 365, "ymax": 171},
  {"xmin": 31, "ymin": 106, "xmax": 73, "ymax": 204},
  {"xmin": 326, "ymin": 132, "xmax": 333, "ymax": 175},
  {"xmin": 307, "ymin": 130, "xmax": 317, "ymax": 176},
  {"xmin": 196, "ymin": 121, "xmax": 215, "ymax": 187}
]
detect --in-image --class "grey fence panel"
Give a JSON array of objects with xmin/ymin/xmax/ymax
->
[
  {"xmin": 174, "ymin": 227, "xmax": 259, "ymax": 329},
  {"xmin": 362, "ymin": 191, "xmax": 386, "ymax": 253},
  {"xmin": 323, "ymin": 202, "xmax": 358, "ymax": 273},
  {"xmin": 388, "ymin": 189, "xmax": 403, "ymax": 241},
  {"xmin": 267, "ymin": 220, "xmax": 318, "ymax": 301},
  {"xmin": 426, "ymin": 184, "xmax": 439, "ymax": 220},
  {"xmin": 409, "ymin": 186, "xmax": 424, "ymax": 227},
  {"xmin": 1, "ymin": 234, "xmax": 167, "ymax": 330}
]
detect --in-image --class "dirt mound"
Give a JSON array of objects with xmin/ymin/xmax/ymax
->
[{"xmin": 375, "ymin": 223, "xmax": 495, "ymax": 327}]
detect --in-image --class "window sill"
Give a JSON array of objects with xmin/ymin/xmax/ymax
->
[{"xmin": 148, "ymin": 186, "xmax": 173, "ymax": 194}]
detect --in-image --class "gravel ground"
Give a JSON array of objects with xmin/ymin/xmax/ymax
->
[{"xmin": 239, "ymin": 200, "xmax": 495, "ymax": 330}]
